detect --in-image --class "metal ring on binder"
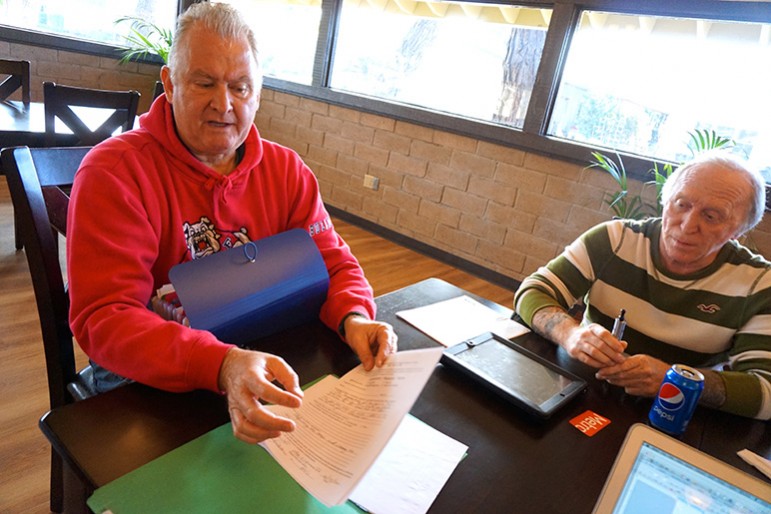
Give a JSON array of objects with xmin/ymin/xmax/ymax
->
[{"xmin": 243, "ymin": 241, "xmax": 258, "ymax": 263}]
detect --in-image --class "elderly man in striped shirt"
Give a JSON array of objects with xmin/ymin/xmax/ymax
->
[{"xmin": 515, "ymin": 151, "xmax": 771, "ymax": 420}]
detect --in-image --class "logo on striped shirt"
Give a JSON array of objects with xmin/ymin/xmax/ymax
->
[{"xmin": 697, "ymin": 303, "xmax": 720, "ymax": 314}]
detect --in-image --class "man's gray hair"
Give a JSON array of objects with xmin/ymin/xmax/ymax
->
[
  {"xmin": 167, "ymin": 2, "xmax": 261, "ymax": 85},
  {"xmin": 661, "ymin": 151, "xmax": 766, "ymax": 234}
]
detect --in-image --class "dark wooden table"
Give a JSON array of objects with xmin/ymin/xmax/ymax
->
[
  {"xmin": 1, "ymin": 100, "xmax": 43, "ymax": 142},
  {"xmin": 39, "ymin": 278, "xmax": 771, "ymax": 513},
  {"xmin": 1, "ymin": 100, "xmax": 74, "ymax": 149}
]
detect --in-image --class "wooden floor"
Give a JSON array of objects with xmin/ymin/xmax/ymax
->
[{"xmin": 0, "ymin": 178, "xmax": 513, "ymax": 513}]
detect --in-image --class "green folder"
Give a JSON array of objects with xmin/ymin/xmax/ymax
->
[{"xmin": 87, "ymin": 421, "xmax": 363, "ymax": 513}]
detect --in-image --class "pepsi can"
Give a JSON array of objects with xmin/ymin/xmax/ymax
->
[{"xmin": 648, "ymin": 364, "xmax": 704, "ymax": 436}]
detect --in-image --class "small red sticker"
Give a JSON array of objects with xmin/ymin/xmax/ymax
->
[{"xmin": 570, "ymin": 410, "xmax": 611, "ymax": 437}]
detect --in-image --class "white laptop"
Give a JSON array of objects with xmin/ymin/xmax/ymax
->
[{"xmin": 592, "ymin": 423, "xmax": 771, "ymax": 514}]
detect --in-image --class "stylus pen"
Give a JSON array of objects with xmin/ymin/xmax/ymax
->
[{"xmin": 612, "ymin": 309, "xmax": 626, "ymax": 340}]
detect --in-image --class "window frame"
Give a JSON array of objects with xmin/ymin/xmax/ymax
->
[
  {"xmin": 0, "ymin": 0, "xmax": 195, "ymax": 64},
  {"xmin": 2, "ymin": 0, "xmax": 769, "ymax": 183},
  {"xmin": 300, "ymin": 0, "xmax": 771, "ymax": 181}
]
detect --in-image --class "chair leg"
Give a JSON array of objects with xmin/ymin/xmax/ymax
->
[
  {"xmin": 14, "ymin": 208, "xmax": 23, "ymax": 250},
  {"xmin": 51, "ymin": 449, "xmax": 91, "ymax": 513},
  {"xmin": 50, "ymin": 448, "xmax": 64, "ymax": 512},
  {"xmin": 63, "ymin": 460, "xmax": 90, "ymax": 514}
]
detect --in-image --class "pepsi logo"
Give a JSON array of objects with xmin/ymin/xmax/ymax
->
[{"xmin": 657, "ymin": 383, "xmax": 684, "ymax": 411}]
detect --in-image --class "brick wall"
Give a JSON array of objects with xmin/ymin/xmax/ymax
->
[
  {"xmin": 0, "ymin": 40, "xmax": 161, "ymax": 113},
  {"xmin": 4, "ymin": 40, "xmax": 771, "ymax": 282},
  {"xmin": 255, "ymin": 89, "xmax": 771, "ymax": 281}
]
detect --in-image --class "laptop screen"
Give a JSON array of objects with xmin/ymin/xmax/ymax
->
[{"xmin": 613, "ymin": 442, "xmax": 770, "ymax": 514}]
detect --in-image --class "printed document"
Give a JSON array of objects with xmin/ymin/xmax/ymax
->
[
  {"xmin": 349, "ymin": 414, "xmax": 468, "ymax": 514},
  {"xmin": 397, "ymin": 295, "xmax": 530, "ymax": 346},
  {"xmin": 261, "ymin": 347, "xmax": 445, "ymax": 507}
]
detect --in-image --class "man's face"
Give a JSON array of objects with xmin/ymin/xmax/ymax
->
[
  {"xmin": 162, "ymin": 25, "xmax": 260, "ymax": 172},
  {"xmin": 659, "ymin": 164, "xmax": 750, "ymax": 275}
]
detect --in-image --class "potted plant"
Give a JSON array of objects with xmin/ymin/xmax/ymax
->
[{"xmin": 114, "ymin": 16, "xmax": 173, "ymax": 64}]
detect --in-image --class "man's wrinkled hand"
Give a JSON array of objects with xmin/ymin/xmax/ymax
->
[
  {"xmin": 562, "ymin": 323, "xmax": 627, "ymax": 368},
  {"xmin": 218, "ymin": 347, "xmax": 304, "ymax": 444},
  {"xmin": 596, "ymin": 354, "xmax": 670, "ymax": 396},
  {"xmin": 343, "ymin": 315, "xmax": 398, "ymax": 371}
]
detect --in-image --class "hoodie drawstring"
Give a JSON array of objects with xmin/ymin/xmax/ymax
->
[{"xmin": 204, "ymin": 175, "xmax": 235, "ymax": 205}]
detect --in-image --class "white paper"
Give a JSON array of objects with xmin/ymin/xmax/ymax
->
[
  {"xmin": 737, "ymin": 449, "xmax": 771, "ymax": 482},
  {"xmin": 261, "ymin": 347, "xmax": 444, "ymax": 507},
  {"xmin": 349, "ymin": 414, "xmax": 468, "ymax": 514},
  {"xmin": 396, "ymin": 295, "xmax": 530, "ymax": 347}
]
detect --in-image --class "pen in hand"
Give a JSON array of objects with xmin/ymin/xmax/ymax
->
[
  {"xmin": 611, "ymin": 309, "xmax": 626, "ymax": 340},
  {"xmin": 610, "ymin": 308, "xmax": 630, "ymax": 362}
]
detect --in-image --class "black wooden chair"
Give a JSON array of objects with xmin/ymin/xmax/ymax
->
[
  {"xmin": 11, "ymin": 83, "xmax": 140, "ymax": 251},
  {"xmin": 43, "ymin": 81, "xmax": 140, "ymax": 147},
  {"xmin": 153, "ymin": 79, "xmax": 165, "ymax": 100},
  {"xmin": 0, "ymin": 58, "xmax": 31, "ymax": 105},
  {"xmin": 1, "ymin": 145, "xmax": 97, "ymax": 513}
]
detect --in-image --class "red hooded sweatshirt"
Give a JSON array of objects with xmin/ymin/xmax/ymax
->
[{"xmin": 67, "ymin": 96, "xmax": 375, "ymax": 392}]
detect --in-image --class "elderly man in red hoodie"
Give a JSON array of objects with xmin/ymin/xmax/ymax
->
[{"xmin": 67, "ymin": 2, "xmax": 397, "ymax": 444}]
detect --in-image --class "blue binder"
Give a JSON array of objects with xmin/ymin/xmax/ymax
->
[{"xmin": 169, "ymin": 229, "xmax": 330, "ymax": 345}]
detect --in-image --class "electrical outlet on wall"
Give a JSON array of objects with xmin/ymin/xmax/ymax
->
[{"xmin": 363, "ymin": 174, "xmax": 380, "ymax": 190}]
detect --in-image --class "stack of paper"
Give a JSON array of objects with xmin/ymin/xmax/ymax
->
[
  {"xmin": 262, "ymin": 347, "xmax": 464, "ymax": 509},
  {"xmin": 396, "ymin": 295, "xmax": 530, "ymax": 347},
  {"xmin": 87, "ymin": 348, "xmax": 468, "ymax": 514},
  {"xmin": 349, "ymin": 415, "xmax": 467, "ymax": 513}
]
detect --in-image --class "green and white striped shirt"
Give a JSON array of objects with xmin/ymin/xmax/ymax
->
[{"xmin": 515, "ymin": 218, "xmax": 771, "ymax": 420}]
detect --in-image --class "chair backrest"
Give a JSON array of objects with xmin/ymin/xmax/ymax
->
[
  {"xmin": 0, "ymin": 145, "xmax": 93, "ymax": 410},
  {"xmin": 0, "ymin": 58, "xmax": 31, "ymax": 105},
  {"xmin": 153, "ymin": 80, "xmax": 165, "ymax": 100},
  {"xmin": 43, "ymin": 81, "xmax": 140, "ymax": 147}
]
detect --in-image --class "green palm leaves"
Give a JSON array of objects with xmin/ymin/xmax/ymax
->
[{"xmin": 115, "ymin": 16, "xmax": 172, "ymax": 64}]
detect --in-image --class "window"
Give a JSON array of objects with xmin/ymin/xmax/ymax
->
[
  {"xmin": 0, "ymin": 0, "xmax": 176, "ymax": 49},
  {"xmin": 330, "ymin": 1, "xmax": 550, "ymax": 129},
  {"xmin": 220, "ymin": 0, "xmax": 321, "ymax": 85},
  {"xmin": 3, "ymin": 1, "xmax": 769, "ymax": 180},
  {"xmin": 548, "ymin": 11, "xmax": 771, "ymax": 176}
]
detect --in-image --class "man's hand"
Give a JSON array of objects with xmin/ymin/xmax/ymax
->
[
  {"xmin": 595, "ymin": 354, "xmax": 670, "ymax": 396},
  {"xmin": 597, "ymin": 357, "xmax": 727, "ymax": 408},
  {"xmin": 218, "ymin": 347, "xmax": 304, "ymax": 444},
  {"xmin": 343, "ymin": 315, "xmax": 398, "ymax": 371},
  {"xmin": 531, "ymin": 307, "xmax": 626, "ymax": 368},
  {"xmin": 562, "ymin": 323, "xmax": 628, "ymax": 368}
]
